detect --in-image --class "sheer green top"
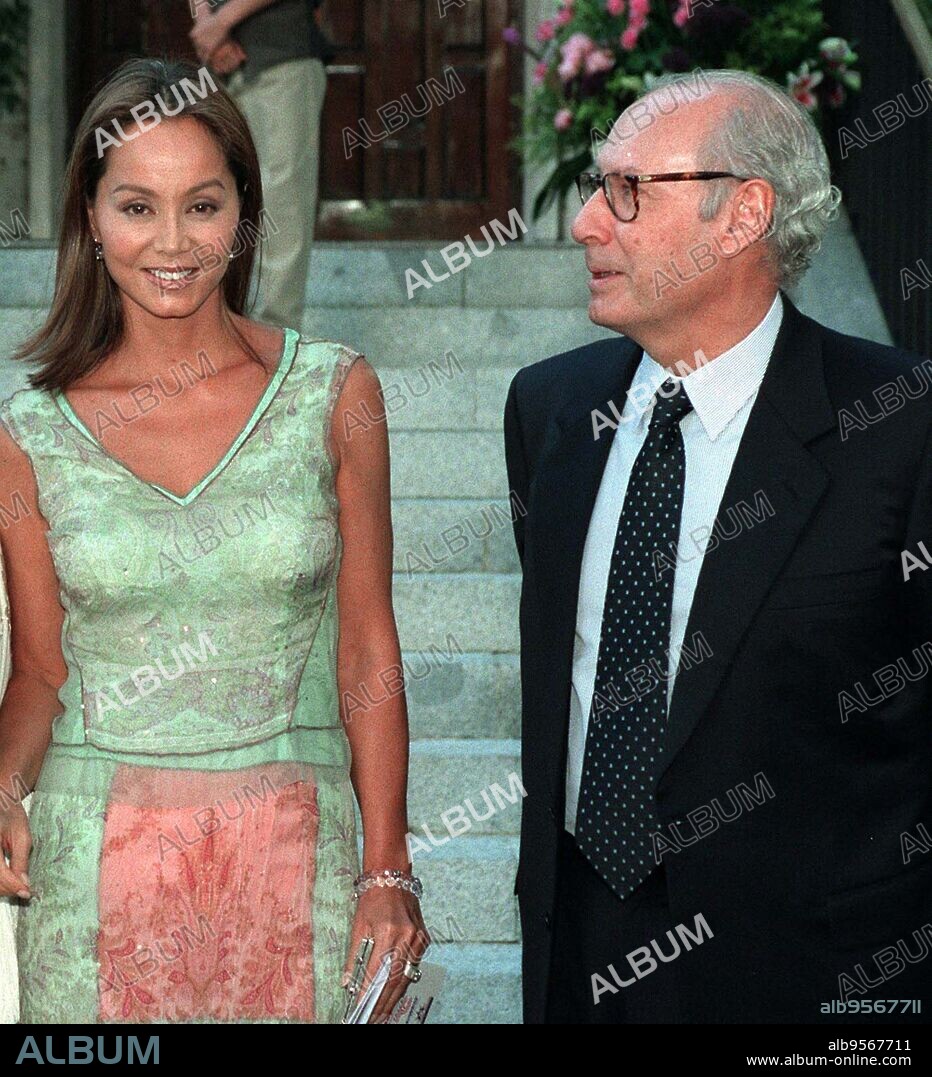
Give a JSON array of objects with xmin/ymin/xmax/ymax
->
[{"xmin": 0, "ymin": 331, "xmax": 361, "ymax": 772}]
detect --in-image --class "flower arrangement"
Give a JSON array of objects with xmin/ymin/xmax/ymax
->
[{"xmin": 505, "ymin": 0, "xmax": 860, "ymax": 221}]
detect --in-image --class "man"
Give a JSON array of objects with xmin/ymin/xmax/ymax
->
[
  {"xmin": 503, "ymin": 69, "xmax": 931, "ymax": 1024},
  {"xmin": 190, "ymin": 0, "xmax": 334, "ymax": 328}
]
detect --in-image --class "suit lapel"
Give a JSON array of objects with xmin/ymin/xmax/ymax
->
[{"xmin": 657, "ymin": 295, "xmax": 837, "ymax": 782}]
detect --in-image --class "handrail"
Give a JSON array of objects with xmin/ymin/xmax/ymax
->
[{"xmin": 889, "ymin": 0, "xmax": 932, "ymax": 79}]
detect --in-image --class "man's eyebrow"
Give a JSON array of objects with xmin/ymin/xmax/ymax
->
[{"xmin": 110, "ymin": 179, "xmax": 228, "ymax": 196}]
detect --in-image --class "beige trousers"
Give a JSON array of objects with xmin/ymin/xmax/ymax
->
[{"xmin": 228, "ymin": 57, "xmax": 327, "ymax": 330}]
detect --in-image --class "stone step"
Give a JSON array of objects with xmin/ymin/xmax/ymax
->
[
  {"xmin": 408, "ymin": 739, "xmax": 522, "ymax": 839},
  {"xmin": 308, "ymin": 241, "xmax": 588, "ymax": 310},
  {"xmin": 389, "ymin": 430, "xmax": 510, "ymax": 498},
  {"xmin": 426, "ymin": 944, "xmax": 522, "ymax": 1024},
  {"xmin": 333, "ymin": 362, "xmax": 516, "ymax": 430},
  {"xmin": 0, "ymin": 308, "xmax": 42, "ymax": 400},
  {"xmin": 393, "ymin": 499, "xmax": 521, "ymax": 575},
  {"xmin": 0, "ymin": 329, "xmax": 524, "ymax": 437},
  {"xmin": 0, "ymin": 211, "xmax": 892, "ymax": 349},
  {"xmin": 393, "ymin": 571, "xmax": 520, "ymax": 654},
  {"xmin": 0, "ymin": 241, "xmax": 590, "ymax": 310},
  {"xmin": 0, "ymin": 304, "xmax": 608, "ymax": 391},
  {"xmin": 403, "ymin": 650, "xmax": 518, "ymax": 740},
  {"xmin": 314, "ymin": 305, "xmax": 609, "ymax": 370},
  {"xmin": 415, "ymin": 834, "xmax": 519, "ymax": 945}
]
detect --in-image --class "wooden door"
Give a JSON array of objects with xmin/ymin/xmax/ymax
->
[
  {"xmin": 67, "ymin": 0, "xmax": 196, "ymax": 140},
  {"xmin": 67, "ymin": 0, "xmax": 522, "ymax": 240},
  {"xmin": 318, "ymin": 0, "xmax": 522, "ymax": 240}
]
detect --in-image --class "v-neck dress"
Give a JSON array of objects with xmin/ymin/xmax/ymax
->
[{"xmin": 0, "ymin": 331, "xmax": 362, "ymax": 1023}]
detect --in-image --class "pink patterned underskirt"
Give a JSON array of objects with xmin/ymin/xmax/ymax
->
[{"xmin": 96, "ymin": 764, "xmax": 319, "ymax": 1021}]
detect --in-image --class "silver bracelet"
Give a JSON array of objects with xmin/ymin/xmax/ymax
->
[{"xmin": 352, "ymin": 868, "xmax": 423, "ymax": 901}]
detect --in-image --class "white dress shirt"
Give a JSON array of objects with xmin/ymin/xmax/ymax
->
[{"xmin": 564, "ymin": 291, "xmax": 784, "ymax": 833}]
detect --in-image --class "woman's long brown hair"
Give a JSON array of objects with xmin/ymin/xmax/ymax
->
[{"xmin": 13, "ymin": 57, "xmax": 269, "ymax": 392}]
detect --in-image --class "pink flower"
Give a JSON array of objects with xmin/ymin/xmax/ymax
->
[
  {"xmin": 558, "ymin": 31, "xmax": 596, "ymax": 81},
  {"xmin": 673, "ymin": 1, "xmax": 690, "ymax": 29},
  {"xmin": 557, "ymin": 55, "xmax": 579, "ymax": 81},
  {"xmin": 555, "ymin": 8, "xmax": 573, "ymax": 25},
  {"xmin": 626, "ymin": 7, "xmax": 648, "ymax": 36},
  {"xmin": 584, "ymin": 47, "xmax": 616, "ymax": 77},
  {"xmin": 629, "ymin": 0, "xmax": 651, "ymax": 18},
  {"xmin": 554, "ymin": 108, "xmax": 574, "ymax": 131},
  {"xmin": 787, "ymin": 63, "xmax": 823, "ymax": 110},
  {"xmin": 606, "ymin": 0, "xmax": 625, "ymax": 15},
  {"xmin": 535, "ymin": 19, "xmax": 556, "ymax": 42},
  {"xmin": 620, "ymin": 25, "xmax": 642, "ymax": 51},
  {"xmin": 563, "ymin": 30, "xmax": 594, "ymax": 55},
  {"xmin": 533, "ymin": 60, "xmax": 549, "ymax": 85}
]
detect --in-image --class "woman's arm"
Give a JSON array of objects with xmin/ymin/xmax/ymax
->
[
  {"xmin": 0, "ymin": 427, "xmax": 67, "ymax": 899},
  {"xmin": 329, "ymin": 356, "xmax": 429, "ymax": 1021},
  {"xmin": 331, "ymin": 356, "xmax": 409, "ymax": 872}
]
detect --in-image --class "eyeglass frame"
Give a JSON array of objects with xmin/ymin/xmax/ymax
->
[{"xmin": 575, "ymin": 170, "xmax": 750, "ymax": 223}]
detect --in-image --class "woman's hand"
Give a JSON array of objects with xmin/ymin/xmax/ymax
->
[
  {"xmin": 209, "ymin": 39, "xmax": 247, "ymax": 75},
  {"xmin": 343, "ymin": 886, "xmax": 430, "ymax": 1023},
  {"xmin": 0, "ymin": 800, "xmax": 31, "ymax": 900}
]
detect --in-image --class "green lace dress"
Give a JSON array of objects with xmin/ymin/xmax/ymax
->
[{"xmin": 0, "ymin": 330, "xmax": 361, "ymax": 1023}]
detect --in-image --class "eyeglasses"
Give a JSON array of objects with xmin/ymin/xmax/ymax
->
[{"xmin": 575, "ymin": 170, "xmax": 749, "ymax": 223}]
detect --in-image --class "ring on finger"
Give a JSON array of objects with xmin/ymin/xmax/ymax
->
[{"xmin": 402, "ymin": 960, "xmax": 422, "ymax": 983}]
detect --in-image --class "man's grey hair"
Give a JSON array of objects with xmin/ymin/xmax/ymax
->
[{"xmin": 637, "ymin": 69, "xmax": 842, "ymax": 289}]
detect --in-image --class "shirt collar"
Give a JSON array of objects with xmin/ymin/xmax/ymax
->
[{"xmin": 625, "ymin": 291, "xmax": 784, "ymax": 442}]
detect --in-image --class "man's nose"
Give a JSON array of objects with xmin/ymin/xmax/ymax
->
[{"xmin": 571, "ymin": 189, "xmax": 616, "ymax": 245}]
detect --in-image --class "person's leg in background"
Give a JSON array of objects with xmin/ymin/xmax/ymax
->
[{"xmin": 227, "ymin": 57, "xmax": 327, "ymax": 330}]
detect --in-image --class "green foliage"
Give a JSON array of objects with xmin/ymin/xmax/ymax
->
[{"xmin": 510, "ymin": 0, "xmax": 859, "ymax": 219}]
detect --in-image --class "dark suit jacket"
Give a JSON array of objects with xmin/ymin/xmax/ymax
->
[{"xmin": 503, "ymin": 291, "xmax": 932, "ymax": 1023}]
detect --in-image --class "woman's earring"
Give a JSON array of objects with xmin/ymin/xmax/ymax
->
[{"xmin": 93, "ymin": 240, "xmax": 103, "ymax": 262}]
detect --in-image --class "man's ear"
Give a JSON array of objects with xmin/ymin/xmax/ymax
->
[{"xmin": 737, "ymin": 178, "xmax": 775, "ymax": 244}]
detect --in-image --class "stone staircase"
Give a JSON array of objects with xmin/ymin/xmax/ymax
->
[{"xmin": 0, "ymin": 212, "xmax": 890, "ymax": 1022}]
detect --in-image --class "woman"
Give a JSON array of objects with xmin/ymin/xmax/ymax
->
[{"xmin": 0, "ymin": 57, "xmax": 426, "ymax": 1023}]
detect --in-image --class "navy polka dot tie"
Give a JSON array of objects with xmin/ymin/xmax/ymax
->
[{"xmin": 575, "ymin": 378, "xmax": 694, "ymax": 900}]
